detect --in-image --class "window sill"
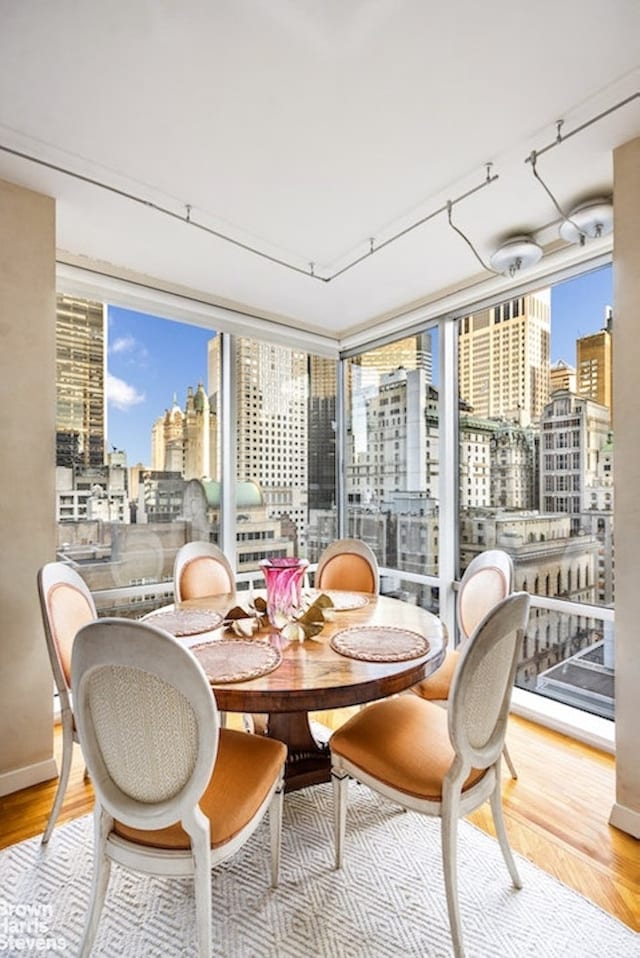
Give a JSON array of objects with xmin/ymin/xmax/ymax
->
[{"xmin": 511, "ymin": 687, "xmax": 615, "ymax": 755}]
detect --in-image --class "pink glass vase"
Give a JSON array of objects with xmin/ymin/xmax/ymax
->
[{"xmin": 260, "ymin": 557, "xmax": 309, "ymax": 626}]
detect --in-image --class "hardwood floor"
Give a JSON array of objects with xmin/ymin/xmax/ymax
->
[{"xmin": 1, "ymin": 712, "xmax": 638, "ymax": 931}]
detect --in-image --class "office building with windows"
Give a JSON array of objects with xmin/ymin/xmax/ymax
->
[{"xmin": 458, "ymin": 291, "xmax": 551, "ymax": 425}]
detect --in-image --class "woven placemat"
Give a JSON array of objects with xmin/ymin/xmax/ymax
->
[
  {"xmin": 142, "ymin": 608, "xmax": 223, "ymax": 637},
  {"xmin": 330, "ymin": 626, "xmax": 428, "ymax": 662},
  {"xmin": 307, "ymin": 590, "xmax": 369, "ymax": 611},
  {"xmin": 190, "ymin": 639, "xmax": 282, "ymax": 683}
]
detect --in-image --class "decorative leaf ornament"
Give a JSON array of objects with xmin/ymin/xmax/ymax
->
[
  {"xmin": 223, "ymin": 593, "xmax": 334, "ymax": 642},
  {"xmin": 223, "ymin": 595, "xmax": 268, "ymax": 637}
]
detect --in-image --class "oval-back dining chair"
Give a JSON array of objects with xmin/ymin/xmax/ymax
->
[
  {"xmin": 315, "ymin": 538, "xmax": 379, "ymax": 595},
  {"xmin": 71, "ymin": 617, "xmax": 286, "ymax": 958},
  {"xmin": 331, "ymin": 591, "xmax": 531, "ymax": 958},
  {"xmin": 173, "ymin": 541, "xmax": 235, "ymax": 602},
  {"xmin": 412, "ymin": 548, "xmax": 519, "ymax": 779},
  {"xmin": 37, "ymin": 561, "xmax": 97, "ymax": 844}
]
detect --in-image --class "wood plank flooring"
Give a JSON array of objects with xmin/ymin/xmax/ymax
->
[{"xmin": 1, "ymin": 712, "xmax": 638, "ymax": 931}]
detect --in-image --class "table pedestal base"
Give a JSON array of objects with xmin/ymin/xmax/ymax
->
[{"xmin": 263, "ymin": 712, "xmax": 332, "ymax": 792}]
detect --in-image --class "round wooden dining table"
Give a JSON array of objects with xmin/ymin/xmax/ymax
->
[{"xmin": 154, "ymin": 591, "xmax": 447, "ymax": 792}]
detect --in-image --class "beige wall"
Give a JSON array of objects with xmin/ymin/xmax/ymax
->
[
  {"xmin": 610, "ymin": 137, "xmax": 640, "ymax": 838},
  {"xmin": 0, "ymin": 178, "xmax": 57, "ymax": 794}
]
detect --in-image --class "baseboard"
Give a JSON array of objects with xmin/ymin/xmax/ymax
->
[
  {"xmin": 609, "ymin": 801, "xmax": 640, "ymax": 839},
  {"xmin": 0, "ymin": 757, "xmax": 58, "ymax": 797}
]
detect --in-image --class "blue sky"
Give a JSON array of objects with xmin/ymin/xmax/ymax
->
[
  {"xmin": 549, "ymin": 264, "xmax": 612, "ymax": 364},
  {"xmin": 106, "ymin": 263, "xmax": 613, "ymax": 466},
  {"xmin": 106, "ymin": 307, "xmax": 215, "ymax": 465}
]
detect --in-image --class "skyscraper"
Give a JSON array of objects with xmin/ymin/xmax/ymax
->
[
  {"xmin": 149, "ymin": 385, "xmax": 215, "ymax": 479},
  {"xmin": 55, "ymin": 294, "xmax": 106, "ymax": 468},
  {"xmin": 550, "ymin": 359, "xmax": 576, "ymax": 394},
  {"xmin": 308, "ymin": 355, "xmax": 337, "ymax": 511},
  {"xmin": 458, "ymin": 290, "xmax": 551, "ymax": 425},
  {"xmin": 576, "ymin": 307, "xmax": 613, "ymax": 411},
  {"xmin": 208, "ymin": 336, "xmax": 309, "ymax": 543}
]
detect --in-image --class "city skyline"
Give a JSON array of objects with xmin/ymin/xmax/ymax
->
[{"xmin": 106, "ymin": 265, "xmax": 613, "ymax": 467}]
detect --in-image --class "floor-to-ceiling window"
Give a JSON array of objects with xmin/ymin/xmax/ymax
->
[
  {"xmin": 456, "ymin": 265, "xmax": 614, "ymax": 719},
  {"xmin": 54, "ymin": 262, "xmax": 614, "ymax": 722},
  {"xmin": 54, "ymin": 296, "xmax": 337, "ymax": 613}
]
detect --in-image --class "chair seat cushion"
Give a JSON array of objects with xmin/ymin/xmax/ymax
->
[
  {"xmin": 412, "ymin": 648, "xmax": 460, "ymax": 701},
  {"xmin": 330, "ymin": 695, "xmax": 486, "ymax": 801},
  {"xmin": 113, "ymin": 729, "xmax": 286, "ymax": 850}
]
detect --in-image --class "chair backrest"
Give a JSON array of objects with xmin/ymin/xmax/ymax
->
[
  {"xmin": 71, "ymin": 618, "xmax": 220, "ymax": 831},
  {"xmin": 448, "ymin": 592, "xmax": 530, "ymax": 773},
  {"xmin": 457, "ymin": 549, "xmax": 514, "ymax": 644},
  {"xmin": 174, "ymin": 541, "xmax": 235, "ymax": 602},
  {"xmin": 38, "ymin": 561, "xmax": 97, "ymax": 702},
  {"xmin": 315, "ymin": 539, "xmax": 379, "ymax": 594}
]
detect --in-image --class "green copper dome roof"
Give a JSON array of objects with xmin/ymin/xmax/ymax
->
[{"xmin": 199, "ymin": 479, "xmax": 263, "ymax": 508}]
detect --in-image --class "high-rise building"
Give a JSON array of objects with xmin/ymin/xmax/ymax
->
[
  {"xmin": 576, "ymin": 307, "xmax": 613, "ymax": 411},
  {"xmin": 458, "ymin": 290, "xmax": 551, "ymax": 425},
  {"xmin": 308, "ymin": 355, "xmax": 337, "ymax": 512},
  {"xmin": 540, "ymin": 389, "xmax": 611, "ymax": 534},
  {"xmin": 208, "ymin": 336, "xmax": 309, "ymax": 543},
  {"xmin": 149, "ymin": 385, "xmax": 215, "ymax": 480},
  {"xmin": 550, "ymin": 359, "xmax": 576, "ymax": 394},
  {"xmin": 56, "ymin": 294, "xmax": 106, "ymax": 468}
]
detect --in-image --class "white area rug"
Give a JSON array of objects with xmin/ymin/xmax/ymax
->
[{"xmin": 0, "ymin": 784, "xmax": 636, "ymax": 957}]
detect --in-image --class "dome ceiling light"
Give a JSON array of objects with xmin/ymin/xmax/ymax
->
[
  {"xmin": 489, "ymin": 236, "xmax": 543, "ymax": 277},
  {"xmin": 559, "ymin": 198, "xmax": 614, "ymax": 245}
]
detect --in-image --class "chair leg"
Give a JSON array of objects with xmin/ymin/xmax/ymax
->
[
  {"xmin": 502, "ymin": 742, "xmax": 518, "ymax": 780},
  {"xmin": 332, "ymin": 770, "xmax": 349, "ymax": 869},
  {"xmin": 489, "ymin": 777, "xmax": 522, "ymax": 889},
  {"xmin": 78, "ymin": 808, "xmax": 113, "ymax": 958},
  {"xmin": 42, "ymin": 712, "xmax": 74, "ymax": 844},
  {"xmin": 269, "ymin": 780, "xmax": 284, "ymax": 887},
  {"xmin": 441, "ymin": 796, "xmax": 465, "ymax": 958},
  {"xmin": 190, "ymin": 824, "xmax": 213, "ymax": 958}
]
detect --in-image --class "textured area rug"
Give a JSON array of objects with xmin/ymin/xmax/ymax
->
[{"xmin": 0, "ymin": 784, "xmax": 637, "ymax": 957}]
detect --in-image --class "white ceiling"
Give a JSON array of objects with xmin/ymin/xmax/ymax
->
[{"xmin": 1, "ymin": 1, "xmax": 639, "ymax": 343}]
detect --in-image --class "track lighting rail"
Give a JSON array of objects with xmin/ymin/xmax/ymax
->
[
  {"xmin": 0, "ymin": 141, "xmax": 496, "ymax": 284},
  {"xmin": 0, "ymin": 90, "xmax": 635, "ymax": 283}
]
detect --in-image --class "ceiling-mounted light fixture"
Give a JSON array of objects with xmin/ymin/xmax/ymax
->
[
  {"xmin": 489, "ymin": 235, "xmax": 543, "ymax": 277},
  {"xmin": 559, "ymin": 197, "xmax": 614, "ymax": 245}
]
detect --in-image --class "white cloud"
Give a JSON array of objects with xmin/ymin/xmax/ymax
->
[
  {"xmin": 110, "ymin": 334, "xmax": 137, "ymax": 354},
  {"xmin": 107, "ymin": 372, "xmax": 145, "ymax": 411}
]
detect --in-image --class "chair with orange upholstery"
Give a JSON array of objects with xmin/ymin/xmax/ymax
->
[
  {"xmin": 173, "ymin": 541, "xmax": 235, "ymax": 602},
  {"xmin": 315, "ymin": 538, "xmax": 379, "ymax": 595},
  {"xmin": 37, "ymin": 561, "xmax": 97, "ymax": 844},
  {"xmin": 412, "ymin": 548, "xmax": 519, "ymax": 779},
  {"xmin": 331, "ymin": 591, "xmax": 531, "ymax": 958},
  {"xmin": 71, "ymin": 617, "xmax": 286, "ymax": 958}
]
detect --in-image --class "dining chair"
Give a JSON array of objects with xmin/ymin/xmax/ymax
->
[
  {"xmin": 173, "ymin": 540, "xmax": 235, "ymax": 602},
  {"xmin": 71, "ymin": 617, "xmax": 286, "ymax": 958},
  {"xmin": 412, "ymin": 548, "xmax": 519, "ymax": 779},
  {"xmin": 331, "ymin": 591, "xmax": 531, "ymax": 958},
  {"xmin": 37, "ymin": 561, "xmax": 97, "ymax": 844},
  {"xmin": 315, "ymin": 538, "xmax": 379, "ymax": 594}
]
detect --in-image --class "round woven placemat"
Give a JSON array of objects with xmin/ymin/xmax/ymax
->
[
  {"xmin": 142, "ymin": 608, "xmax": 223, "ymax": 637},
  {"xmin": 190, "ymin": 639, "xmax": 282, "ymax": 683},
  {"xmin": 307, "ymin": 590, "xmax": 369, "ymax": 611},
  {"xmin": 330, "ymin": 626, "xmax": 428, "ymax": 662}
]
